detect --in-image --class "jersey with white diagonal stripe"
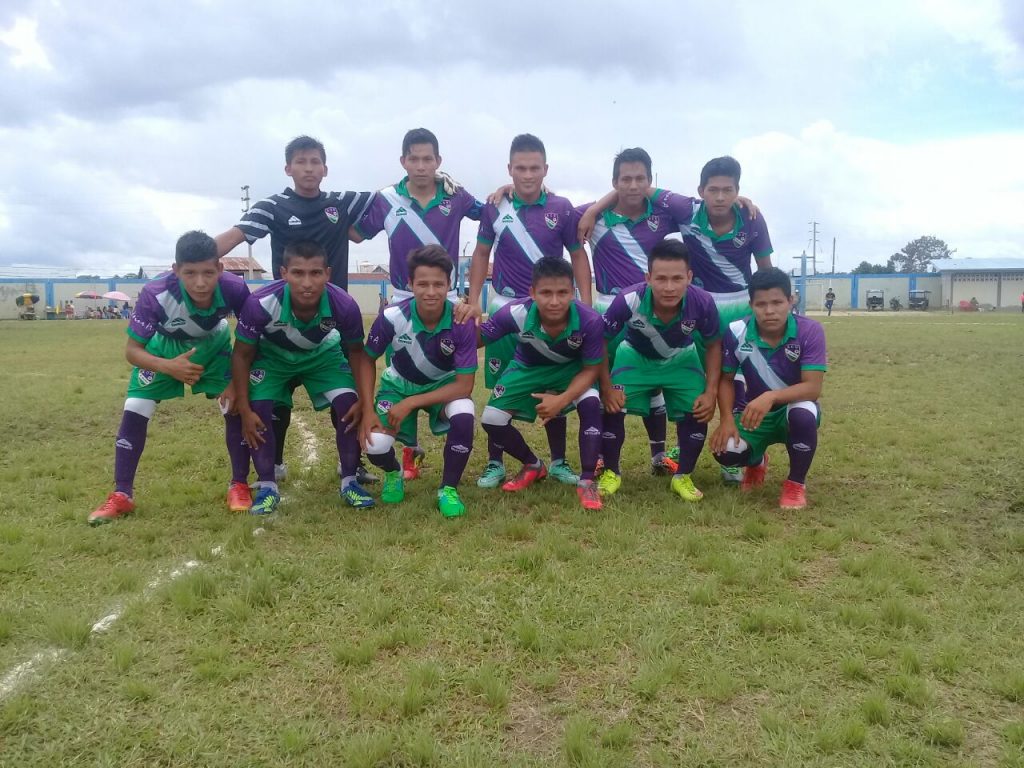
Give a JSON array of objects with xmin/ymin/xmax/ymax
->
[
  {"xmin": 602, "ymin": 283, "xmax": 720, "ymax": 360},
  {"xmin": 722, "ymin": 314, "xmax": 827, "ymax": 402},
  {"xmin": 479, "ymin": 298, "xmax": 604, "ymax": 368},
  {"xmin": 127, "ymin": 271, "xmax": 249, "ymax": 344}
]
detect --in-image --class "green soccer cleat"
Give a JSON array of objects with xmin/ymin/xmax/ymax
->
[
  {"xmin": 476, "ymin": 461, "xmax": 507, "ymax": 489},
  {"xmin": 340, "ymin": 481, "xmax": 375, "ymax": 509},
  {"xmin": 597, "ymin": 470, "xmax": 622, "ymax": 497},
  {"xmin": 381, "ymin": 470, "xmax": 405, "ymax": 504},
  {"xmin": 249, "ymin": 486, "xmax": 280, "ymax": 516},
  {"xmin": 670, "ymin": 474, "xmax": 704, "ymax": 502},
  {"xmin": 548, "ymin": 460, "xmax": 580, "ymax": 485},
  {"xmin": 437, "ymin": 486, "xmax": 466, "ymax": 518}
]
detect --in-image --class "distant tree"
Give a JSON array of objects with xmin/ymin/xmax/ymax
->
[
  {"xmin": 889, "ymin": 236, "xmax": 951, "ymax": 273},
  {"xmin": 851, "ymin": 260, "xmax": 894, "ymax": 274},
  {"xmin": 137, "ymin": 267, "xmax": 145, "ymax": 279},
  {"xmin": 77, "ymin": 274, "xmax": 101, "ymax": 280}
]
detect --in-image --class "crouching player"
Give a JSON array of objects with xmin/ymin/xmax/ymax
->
[
  {"xmin": 478, "ymin": 257, "xmax": 606, "ymax": 510},
  {"xmin": 231, "ymin": 240, "xmax": 372, "ymax": 514},
  {"xmin": 599, "ymin": 239, "xmax": 721, "ymax": 502},
  {"xmin": 359, "ymin": 245, "xmax": 477, "ymax": 518},
  {"xmin": 88, "ymin": 231, "xmax": 252, "ymax": 525},
  {"xmin": 709, "ymin": 268, "xmax": 826, "ymax": 509}
]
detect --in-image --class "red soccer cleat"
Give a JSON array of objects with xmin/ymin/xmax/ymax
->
[
  {"xmin": 88, "ymin": 492, "xmax": 136, "ymax": 526},
  {"xmin": 501, "ymin": 462, "xmax": 547, "ymax": 492},
  {"xmin": 779, "ymin": 479, "xmax": 807, "ymax": 509},
  {"xmin": 226, "ymin": 482, "xmax": 253, "ymax": 513},
  {"xmin": 402, "ymin": 445, "xmax": 425, "ymax": 480},
  {"xmin": 576, "ymin": 480, "xmax": 602, "ymax": 510},
  {"xmin": 740, "ymin": 455, "xmax": 769, "ymax": 492}
]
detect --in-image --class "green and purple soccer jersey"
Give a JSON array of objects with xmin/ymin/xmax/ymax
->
[
  {"xmin": 675, "ymin": 200, "xmax": 773, "ymax": 296},
  {"xmin": 365, "ymin": 299, "xmax": 477, "ymax": 387},
  {"xmin": 722, "ymin": 314, "xmax": 827, "ymax": 402},
  {"xmin": 477, "ymin": 192, "xmax": 581, "ymax": 299},
  {"xmin": 355, "ymin": 179, "xmax": 483, "ymax": 291},
  {"xmin": 128, "ymin": 271, "xmax": 249, "ymax": 345},
  {"xmin": 479, "ymin": 298, "xmax": 604, "ymax": 369},
  {"xmin": 602, "ymin": 283, "xmax": 720, "ymax": 361}
]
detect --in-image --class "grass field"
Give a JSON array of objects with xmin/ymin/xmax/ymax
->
[{"xmin": 1, "ymin": 314, "xmax": 1024, "ymax": 767}]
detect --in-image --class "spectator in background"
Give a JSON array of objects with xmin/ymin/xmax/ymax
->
[
  {"xmin": 121, "ymin": 301, "xmax": 130, "ymax": 319},
  {"xmin": 824, "ymin": 288, "xmax": 836, "ymax": 317}
]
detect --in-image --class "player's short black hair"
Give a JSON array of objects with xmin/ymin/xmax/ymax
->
[
  {"xmin": 175, "ymin": 230, "xmax": 218, "ymax": 265},
  {"xmin": 613, "ymin": 147, "xmax": 653, "ymax": 182},
  {"xmin": 699, "ymin": 156, "xmax": 741, "ymax": 188},
  {"xmin": 282, "ymin": 239, "xmax": 328, "ymax": 268},
  {"xmin": 510, "ymin": 133, "xmax": 546, "ymax": 162},
  {"xmin": 408, "ymin": 244, "xmax": 453, "ymax": 282},
  {"xmin": 748, "ymin": 266, "xmax": 792, "ymax": 300},
  {"xmin": 285, "ymin": 135, "xmax": 326, "ymax": 165},
  {"xmin": 402, "ymin": 128, "xmax": 439, "ymax": 157},
  {"xmin": 531, "ymin": 256, "xmax": 573, "ymax": 286},
  {"xmin": 649, "ymin": 238, "xmax": 691, "ymax": 269}
]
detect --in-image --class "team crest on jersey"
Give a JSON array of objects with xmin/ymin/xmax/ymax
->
[
  {"xmin": 137, "ymin": 369, "xmax": 155, "ymax": 387},
  {"xmin": 488, "ymin": 357, "xmax": 501, "ymax": 374},
  {"xmin": 395, "ymin": 207, "xmax": 408, "ymax": 217},
  {"xmin": 319, "ymin": 318, "xmax": 336, "ymax": 333},
  {"xmin": 680, "ymin": 319, "xmax": 696, "ymax": 335},
  {"xmin": 647, "ymin": 216, "xmax": 660, "ymax": 232},
  {"xmin": 249, "ymin": 369, "xmax": 266, "ymax": 384},
  {"xmin": 544, "ymin": 213, "xmax": 559, "ymax": 229},
  {"xmin": 324, "ymin": 206, "xmax": 339, "ymax": 224},
  {"xmin": 732, "ymin": 232, "xmax": 748, "ymax": 247},
  {"xmin": 493, "ymin": 385, "xmax": 505, "ymax": 397},
  {"xmin": 439, "ymin": 199, "xmax": 452, "ymax": 217},
  {"xmin": 377, "ymin": 399, "xmax": 393, "ymax": 412},
  {"xmin": 784, "ymin": 342, "xmax": 801, "ymax": 362},
  {"xmin": 439, "ymin": 337, "xmax": 455, "ymax": 356},
  {"xmin": 566, "ymin": 333, "xmax": 582, "ymax": 349},
  {"xmin": 288, "ymin": 216, "xmax": 301, "ymax": 226}
]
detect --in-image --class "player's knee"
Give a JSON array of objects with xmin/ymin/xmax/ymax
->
[
  {"xmin": 787, "ymin": 401, "xmax": 818, "ymax": 427},
  {"xmin": 326, "ymin": 388, "xmax": 356, "ymax": 409},
  {"xmin": 481, "ymin": 406, "xmax": 512, "ymax": 427},
  {"xmin": 444, "ymin": 398, "xmax": 475, "ymax": 420},
  {"xmin": 365, "ymin": 431, "xmax": 395, "ymax": 456},
  {"xmin": 124, "ymin": 398, "xmax": 156, "ymax": 419},
  {"xmin": 715, "ymin": 436, "xmax": 750, "ymax": 467}
]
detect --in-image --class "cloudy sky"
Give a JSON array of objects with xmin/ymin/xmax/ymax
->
[{"xmin": 1, "ymin": 0, "xmax": 1022, "ymax": 276}]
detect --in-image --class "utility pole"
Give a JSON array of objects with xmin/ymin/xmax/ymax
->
[
  {"xmin": 831, "ymin": 237, "xmax": 836, "ymax": 274},
  {"xmin": 241, "ymin": 185, "xmax": 253, "ymax": 280},
  {"xmin": 808, "ymin": 220, "xmax": 820, "ymax": 276},
  {"xmin": 792, "ymin": 250, "xmax": 809, "ymax": 315}
]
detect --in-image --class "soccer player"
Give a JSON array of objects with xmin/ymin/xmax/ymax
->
[
  {"xmin": 709, "ymin": 268, "xmax": 826, "ymax": 509},
  {"xmin": 351, "ymin": 128, "xmax": 483, "ymax": 481},
  {"xmin": 456, "ymin": 133, "xmax": 592, "ymax": 489},
  {"xmin": 478, "ymin": 257, "xmax": 605, "ymax": 510},
  {"xmin": 825, "ymin": 288, "xmax": 836, "ymax": 316},
  {"xmin": 88, "ymin": 231, "xmax": 252, "ymax": 525},
  {"xmin": 599, "ymin": 239, "xmax": 721, "ymax": 503},
  {"xmin": 359, "ymin": 245, "xmax": 477, "ymax": 517},
  {"xmin": 214, "ymin": 135, "xmax": 376, "ymax": 485},
  {"xmin": 231, "ymin": 240, "xmax": 373, "ymax": 514}
]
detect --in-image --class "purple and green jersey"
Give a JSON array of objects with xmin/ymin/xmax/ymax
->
[
  {"xmin": 477, "ymin": 192, "xmax": 581, "ymax": 299},
  {"xmin": 722, "ymin": 314, "xmax": 827, "ymax": 402},
  {"xmin": 603, "ymin": 283, "xmax": 720, "ymax": 361},
  {"xmin": 480, "ymin": 298, "xmax": 604, "ymax": 369},
  {"xmin": 365, "ymin": 299, "xmax": 478, "ymax": 387},
  {"xmin": 355, "ymin": 178, "xmax": 483, "ymax": 291},
  {"xmin": 127, "ymin": 271, "xmax": 249, "ymax": 346}
]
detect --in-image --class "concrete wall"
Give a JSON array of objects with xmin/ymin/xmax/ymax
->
[
  {"xmin": 947, "ymin": 271, "xmax": 1024, "ymax": 309},
  {"xmin": 794, "ymin": 273, "xmax": 942, "ymax": 310}
]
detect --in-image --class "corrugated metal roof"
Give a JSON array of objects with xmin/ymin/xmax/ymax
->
[
  {"xmin": 220, "ymin": 256, "xmax": 265, "ymax": 273},
  {"xmin": 932, "ymin": 258, "xmax": 1024, "ymax": 271}
]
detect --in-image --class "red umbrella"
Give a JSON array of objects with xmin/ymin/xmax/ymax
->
[{"xmin": 74, "ymin": 290, "xmax": 103, "ymax": 299}]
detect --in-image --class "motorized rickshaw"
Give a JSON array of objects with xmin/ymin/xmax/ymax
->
[
  {"xmin": 865, "ymin": 289, "xmax": 884, "ymax": 311},
  {"xmin": 908, "ymin": 289, "xmax": 931, "ymax": 310}
]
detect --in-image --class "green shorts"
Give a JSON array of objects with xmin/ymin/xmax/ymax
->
[
  {"xmin": 484, "ymin": 294, "xmax": 519, "ymax": 388},
  {"xmin": 487, "ymin": 360, "xmax": 582, "ymax": 423},
  {"xmin": 126, "ymin": 325, "xmax": 232, "ymax": 401},
  {"xmin": 694, "ymin": 291, "xmax": 750, "ymax": 368},
  {"xmin": 611, "ymin": 342, "xmax": 705, "ymax": 420},
  {"xmin": 734, "ymin": 403, "xmax": 821, "ymax": 464},
  {"xmin": 375, "ymin": 372, "xmax": 455, "ymax": 446},
  {"xmin": 247, "ymin": 341, "xmax": 355, "ymax": 411}
]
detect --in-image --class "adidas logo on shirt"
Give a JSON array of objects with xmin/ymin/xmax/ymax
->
[
  {"xmin": 396, "ymin": 333, "xmax": 413, "ymax": 344},
  {"xmin": 288, "ymin": 216, "xmax": 302, "ymax": 226},
  {"xmin": 501, "ymin": 214, "xmax": 514, "ymax": 223}
]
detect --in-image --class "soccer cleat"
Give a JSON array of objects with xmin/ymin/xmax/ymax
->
[
  {"xmin": 437, "ymin": 486, "xmax": 466, "ymax": 518},
  {"xmin": 597, "ymin": 470, "xmax": 622, "ymax": 497},
  {"xmin": 720, "ymin": 465, "xmax": 742, "ymax": 485},
  {"xmin": 502, "ymin": 462, "xmax": 547, "ymax": 492},
  {"xmin": 576, "ymin": 480, "xmax": 602, "ymax": 510},
  {"xmin": 548, "ymin": 460, "xmax": 580, "ymax": 485},
  {"xmin": 274, "ymin": 463, "xmax": 288, "ymax": 482},
  {"xmin": 340, "ymin": 481, "xmax": 376, "ymax": 508},
  {"xmin": 670, "ymin": 474, "xmax": 704, "ymax": 502},
  {"xmin": 402, "ymin": 446, "xmax": 426, "ymax": 480},
  {"xmin": 88, "ymin": 491, "xmax": 135, "ymax": 526},
  {"xmin": 666, "ymin": 446, "xmax": 680, "ymax": 462},
  {"xmin": 779, "ymin": 479, "xmax": 807, "ymax": 510},
  {"xmin": 476, "ymin": 461, "xmax": 507, "ymax": 489},
  {"xmin": 594, "ymin": 456, "xmax": 605, "ymax": 475},
  {"xmin": 226, "ymin": 482, "xmax": 253, "ymax": 513},
  {"xmin": 651, "ymin": 452, "xmax": 679, "ymax": 476},
  {"xmin": 381, "ymin": 470, "xmax": 405, "ymax": 504},
  {"xmin": 249, "ymin": 486, "xmax": 280, "ymax": 516},
  {"xmin": 740, "ymin": 455, "xmax": 769, "ymax": 492},
  {"xmin": 356, "ymin": 461, "xmax": 379, "ymax": 485}
]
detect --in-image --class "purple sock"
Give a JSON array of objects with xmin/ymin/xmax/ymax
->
[
  {"xmin": 487, "ymin": 436, "xmax": 504, "ymax": 463},
  {"xmin": 643, "ymin": 412, "xmax": 667, "ymax": 458},
  {"xmin": 250, "ymin": 400, "xmax": 277, "ymax": 483},
  {"xmin": 675, "ymin": 414, "xmax": 707, "ymax": 474},
  {"xmin": 483, "ymin": 422, "xmax": 538, "ymax": 466},
  {"xmin": 441, "ymin": 413, "xmax": 474, "ymax": 487},
  {"xmin": 601, "ymin": 412, "xmax": 626, "ymax": 474},
  {"xmin": 367, "ymin": 449, "xmax": 401, "ymax": 473},
  {"xmin": 271, "ymin": 405, "xmax": 290, "ymax": 465},
  {"xmin": 331, "ymin": 392, "xmax": 361, "ymax": 481},
  {"xmin": 786, "ymin": 407, "xmax": 818, "ymax": 484},
  {"xmin": 544, "ymin": 416, "xmax": 567, "ymax": 463},
  {"xmin": 114, "ymin": 409, "xmax": 149, "ymax": 497},
  {"xmin": 224, "ymin": 414, "xmax": 250, "ymax": 485},
  {"xmin": 576, "ymin": 397, "xmax": 602, "ymax": 481}
]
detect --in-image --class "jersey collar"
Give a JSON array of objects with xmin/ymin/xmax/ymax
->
[
  {"xmin": 395, "ymin": 177, "xmax": 447, "ymax": 212},
  {"xmin": 179, "ymin": 280, "xmax": 226, "ymax": 317},
  {"xmin": 694, "ymin": 201, "xmax": 744, "ymax": 242},
  {"xmin": 410, "ymin": 298, "xmax": 453, "ymax": 336},
  {"xmin": 602, "ymin": 196, "xmax": 654, "ymax": 227},
  {"xmin": 524, "ymin": 299, "xmax": 580, "ymax": 341},
  {"xmin": 638, "ymin": 284, "xmax": 685, "ymax": 326},
  {"xmin": 512, "ymin": 190, "xmax": 548, "ymax": 210},
  {"xmin": 746, "ymin": 313, "xmax": 798, "ymax": 349},
  {"xmin": 281, "ymin": 284, "xmax": 331, "ymax": 329}
]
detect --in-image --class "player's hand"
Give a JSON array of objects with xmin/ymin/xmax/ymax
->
[
  {"xmin": 737, "ymin": 196, "xmax": 759, "ymax": 220},
  {"xmin": 740, "ymin": 393, "xmax": 775, "ymax": 431},
  {"xmin": 241, "ymin": 409, "xmax": 266, "ymax": 448},
  {"xmin": 692, "ymin": 392, "xmax": 716, "ymax": 423},
  {"xmin": 531, "ymin": 392, "xmax": 564, "ymax": 425},
  {"xmin": 164, "ymin": 347, "xmax": 204, "ymax": 385},
  {"xmin": 359, "ymin": 411, "xmax": 386, "ymax": 452},
  {"xmin": 601, "ymin": 385, "xmax": 625, "ymax": 414},
  {"xmin": 217, "ymin": 381, "xmax": 237, "ymax": 415},
  {"xmin": 709, "ymin": 420, "xmax": 741, "ymax": 455},
  {"xmin": 385, "ymin": 401, "xmax": 412, "ymax": 432},
  {"xmin": 487, "ymin": 184, "xmax": 515, "ymax": 205},
  {"xmin": 578, "ymin": 207, "xmax": 599, "ymax": 243},
  {"xmin": 338, "ymin": 399, "xmax": 362, "ymax": 432},
  {"xmin": 453, "ymin": 301, "xmax": 481, "ymax": 324}
]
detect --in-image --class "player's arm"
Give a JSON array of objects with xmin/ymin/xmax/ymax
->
[
  {"xmin": 577, "ymin": 191, "xmax": 617, "ymax": 242},
  {"xmin": 568, "ymin": 246, "xmax": 593, "ymax": 306},
  {"xmin": 709, "ymin": 370, "xmax": 740, "ymax": 455},
  {"xmin": 229, "ymin": 338, "xmax": 267, "ymax": 447},
  {"xmin": 693, "ymin": 336, "xmax": 722, "ymax": 423},
  {"xmin": 347, "ymin": 226, "xmax": 365, "ymax": 243},
  {"xmin": 214, "ymin": 226, "xmax": 246, "ymax": 257},
  {"xmin": 532, "ymin": 362, "xmax": 600, "ymax": 425},
  {"xmin": 338, "ymin": 341, "xmax": 371, "ymax": 433},
  {"xmin": 755, "ymin": 254, "xmax": 773, "ymax": 270},
  {"xmin": 125, "ymin": 337, "xmax": 203, "ymax": 385},
  {"xmin": 741, "ymin": 370, "xmax": 823, "ymax": 431},
  {"xmin": 457, "ymin": 240, "xmax": 493, "ymax": 323},
  {"xmin": 384, "ymin": 372, "xmax": 476, "ymax": 433}
]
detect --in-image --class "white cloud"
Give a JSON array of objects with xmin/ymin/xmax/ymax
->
[{"xmin": 0, "ymin": 16, "xmax": 51, "ymax": 70}]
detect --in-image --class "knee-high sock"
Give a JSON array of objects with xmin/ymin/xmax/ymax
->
[
  {"xmin": 544, "ymin": 416, "xmax": 567, "ymax": 463},
  {"xmin": 786, "ymin": 408, "xmax": 818, "ymax": 484},
  {"xmin": 601, "ymin": 411, "xmax": 626, "ymax": 474},
  {"xmin": 271, "ymin": 405, "xmax": 291, "ymax": 464},
  {"xmin": 487, "ymin": 434, "xmax": 504, "ymax": 463},
  {"xmin": 733, "ymin": 374, "xmax": 748, "ymax": 413},
  {"xmin": 482, "ymin": 422, "xmax": 538, "ymax": 466},
  {"xmin": 675, "ymin": 413, "xmax": 707, "ymax": 475},
  {"xmin": 366, "ymin": 449, "xmax": 401, "ymax": 473},
  {"xmin": 332, "ymin": 392, "xmax": 361, "ymax": 481},
  {"xmin": 442, "ymin": 413, "xmax": 474, "ymax": 487},
  {"xmin": 224, "ymin": 414, "xmax": 250, "ymax": 484},
  {"xmin": 250, "ymin": 400, "xmax": 277, "ymax": 483},
  {"xmin": 576, "ymin": 397, "xmax": 602, "ymax": 481},
  {"xmin": 642, "ymin": 413, "xmax": 667, "ymax": 457},
  {"xmin": 114, "ymin": 410, "xmax": 150, "ymax": 496}
]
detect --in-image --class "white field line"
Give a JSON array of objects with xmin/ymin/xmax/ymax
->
[{"xmin": 292, "ymin": 412, "xmax": 320, "ymax": 471}]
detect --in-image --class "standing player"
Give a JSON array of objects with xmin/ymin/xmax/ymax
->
[
  {"xmin": 599, "ymin": 239, "xmax": 721, "ymax": 503},
  {"xmin": 351, "ymin": 128, "xmax": 483, "ymax": 481},
  {"xmin": 709, "ymin": 268, "xmax": 827, "ymax": 509},
  {"xmin": 456, "ymin": 133, "xmax": 592, "ymax": 489},
  {"xmin": 214, "ymin": 135, "xmax": 376, "ymax": 485},
  {"xmin": 825, "ymin": 287, "xmax": 836, "ymax": 316},
  {"xmin": 88, "ymin": 231, "xmax": 252, "ymax": 525},
  {"xmin": 359, "ymin": 245, "xmax": 478, "ymax": 517},
  {"xmin": 231, "ymin": 240, "xmax": 373, "ymax": 514},
  {"xmin": 478, "ymin": 257, "xmax": 605, "ymax": 509}
]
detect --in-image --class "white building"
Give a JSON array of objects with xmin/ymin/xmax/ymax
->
[{"xmin": 931, "ymin": 258, "xmax": 1024, "ymax": 309}]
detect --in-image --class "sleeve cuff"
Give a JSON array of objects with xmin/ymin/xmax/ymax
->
[
  {"xmin": 455, "ymin": 366, "xmax": 478, "ymax": 374},
  {"xmin": 476, "ymin": 235, "xmax": 494, "ymax": 246},
  {"xmin": 235, "ymin": 334, "xmax": 258, "ymax": 345},
  {"xmin": 801, "ymin": 364, "xmax": 827, "ymax": 371},
  {"xmin": 722, "ymin": 365, "xmax": 738, "ymax": 373},
  {"xmin": 126, "ymin": 329, "xmax": 150, "ymax": 344}
]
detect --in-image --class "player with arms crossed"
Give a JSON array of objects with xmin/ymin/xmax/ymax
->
[
  {"xmin": 231, "ymin": 240, "xmax": 373, "ymax": 514},
  {"xmin": 709, "ymin": 267, "xmax": 826, "ymax": 509},
  {"xmin": 88, "ymin": 231, "xmax": 252, "ymax": 525},
  {"xmin": 359, "ymin": 245, "xmax": 478, "ymax": 518},
  {"xmin": 478, "ymin": 257, "xmax": 606, "ymax": 510}
]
